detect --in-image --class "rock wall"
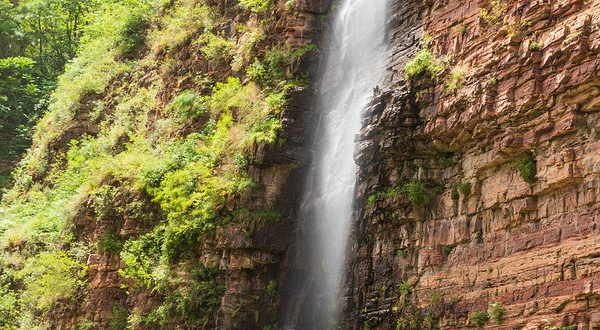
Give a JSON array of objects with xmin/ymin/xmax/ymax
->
[{"xmin": 342, "ymin": 0, "xmax": 600, "ymax": 329}]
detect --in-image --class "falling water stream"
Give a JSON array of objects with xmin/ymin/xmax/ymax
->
[{"xmin": 284, "ymin": 0, "xmax": 389, "ymax": 328}]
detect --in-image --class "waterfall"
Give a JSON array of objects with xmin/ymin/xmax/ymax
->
[{"xmin": 283, "ymin": 0, "xmax": 389, "ymax": 328}]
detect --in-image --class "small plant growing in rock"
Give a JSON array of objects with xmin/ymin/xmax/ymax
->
[
  {"xmin": 451, "ymin": 187, "xmax": 460, "ymax": 201},
  {"xmin": 470, "ymin": 311, "xmax": 489, "ymax": 327},
  {"xmin": 517, "ymin": 154, "xmax": 537, "ymax": 184},
  {"xmin": 239, "ymin": 0, "xmax": 273, "ymax": 14},
  {"xmin": 404, "ymin": 48, "xmax": 446, "ymax": 81},
  {"xmin": 445, "ymin": 65, "xmax": 468, "ymax": 92},
  {"xmin": 267, "ymin": 279, "xmax": 278, "ymax": 295},
  {"xmin": 546, "ymin": 326, "xmax": 577, "ymax": 330},
  {"xmin": 529, "ymin": 40, "xmax": 544, "ymax": 51},
  {"xmin": 481, "ymin": 1, "xmax": 507, "ymax": 26},
  {"xmin": 455, "ymin": 23, "xmax": 468, "ymax": 35},
  {"xmin": 457, "ymin": 182, "xmax": 472, "ymax": 197},
  {"xmin": 396, "ymin": 317, "xmax": 408, "ymax": 330},
  {"xmin": 489, "ymin": 76, "xmax": 498, "ymax": 85},
  {"xmin": 396, "ymin": 249, "xmax": 407, "ymax": 258},
  {"xmin": 429, "ymin": 291, "xmax": 441, "ymax": 307},
  {"xmin": 398, "ymin": 281, "xmax": 412, "ymax": 296},
  {"xmin": 442, "ymin": 245, "xmax": 455, "ymax": 256},
  {"xmin": 488, "ymin": 301, "xmax": 505, "ymax": 324},
  {"xmin": 402, "ymin": 180, "xmax": 431, "ymax": 207}
]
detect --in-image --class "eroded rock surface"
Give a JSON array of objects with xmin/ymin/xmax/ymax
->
[{"xmin": 341, "ymin": 0, "xmax": 600, "ymax": 329}]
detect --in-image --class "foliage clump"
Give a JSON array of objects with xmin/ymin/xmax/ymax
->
[
  {"xmin": 488, "ymin": 302, "xmax": 505, "ymax": 324},
  {"xmin": 470, "ymin": 311, "xmax": 489, "ymax": 327},
  {"xmin": 238, "ymin": 0, "xmax": 273, "ymax": 15},
  {"xmin": 517, "ymin": 154, "xmax": 537, "ymax": 184},
  {"xmin": 481, "ymin": 1, "xmax": 508, "ymax": 26},
  {"xmin": 457, "ymin": 182, "xmax": 472, "ymax": 197},
  {"xmin": 445, "ymin": 65, "xmax": 468, "ymax": 92},
  {"xmin": 404, "ymin": 48, "xmax": 446, "ymax": 80},
  {"xmin": 16, "ymin": 251, "xmax": 86, "ymax": 312},
  {"xmin": 402, "ymin": 180, "xmax": 431, "ymax": 207}
]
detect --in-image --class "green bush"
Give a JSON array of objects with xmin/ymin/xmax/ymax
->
[
  {"xmin": 398, "ymin": 281, "xmax": 412, "ymax": 296},
  {"xmin": 517, "ymin": 155, "xmax": 536, "ymax": 184},
  {"xmin": 98, "ymin": 232, "xmax": 124, "ymax": 254},
  {"xmin": 546, "ymin": 326, "xmax": 577, "ymax": 330},
  {"xmin": 457, "ymin": 182, "xmax": 472, "ymax": 197},
  {"xmin": 396, "ymin": 249, "xmax": 407, "ymax": 258},
  {"xmin": 150, "ymin": 1, "xmax": 213, "ymax": 53},
  {"xmin": 488, "ymin": 302, "xmax": 505, "ymax": 324},
  {"xmin": 201, "ymin": 33, "xmax": 235, "ymax": 65},
  {"xmin": 402, "ymin": 180, "xmax": 431, "ymax": 207},
  {"xmin": 110, "ymin": 304, "xmax": 130, "ymax": 330},
  {"xmin": 16, "ymin": 251, "xmax": 86, "ymax": 312},
  {"xmin": 116, "ymin": 10, "xmax": 149, "ymax": 55},
  {"xmin": 470, "ymin": 311, "xmax": 489, "ymax": 327},
  {"xmin": 446, "ymin": 65, "xmax": 468, "ymax": 92},
  {"xmin": 481, "ymin": 1, "xmax": 507, "ymax": 26},
  {"xmin": 166, "ymin": 90, "xmax": 208, "ymax": 123},
  {"xmin": 145, "ymin": 265, "xmax": 224, "ymax": 328},
  {"xmin": 267, "ymin": 279, "xmax": 278, "ymax": 295},
  {"xmin": 404, "ymin": 48, "xmax": 446, "ymax": 80},
  {"xmin": 451, "ymin": 187, "xmax": 460, "ymax": 201},
  {"xmin": 529, "ymin": 40, "xmax": 543, "ymax": 51},
  {"xmin": 239, "ymin": 0, "xmax": 273, "ymax": 14},
  {"xmin": 74, "ymin": 320, "xmax": 96, "ymax": 330}
]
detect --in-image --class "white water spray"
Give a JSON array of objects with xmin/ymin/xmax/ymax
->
[{"xmin": 284, "ymin": 0, "xmax": 389, "ymax": 328}]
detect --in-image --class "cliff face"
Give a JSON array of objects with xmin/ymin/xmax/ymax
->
[{"xmin": 343, "ymin": 0, "xmax": 600, "ymax": 329}]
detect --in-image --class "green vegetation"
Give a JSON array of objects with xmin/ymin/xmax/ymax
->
[
  {"xmin": 442, "ymin": 245, "xmax": 455, "ymax": 256},
  {"xmin": 368, "ymin": 179, "xmax": 439, "ymax": 210},
  {"xmin": 451, "ymin": 187, "xmax": 460, "ymax": 201},
  {"xmin": 455, "ymin": 23, "xmax": 468, "ymax": 35},
  {"xmin": 445, "ymin": 65, "xmax": 468, "ymax": 92},
  {"xmin": 267, "ymin": 279, "xmax": 278, "ymax": 295},
  {"xmin": 239, "ymin": 0, "xmax": 273, "ymax": 15},
  {"xmin": 529, "ymin": 40, "xmax": 544, "ymax": 51},
  {"xmin": 0, "ymin": 0, "xmax": 100, "ymax": 162},
  {"xmin": 404, "ymin": 48, "xmax": 446, "ymax": 80},
  {"xmin": 481, "ymin": 1, "xmax": 507, "ymax": 26},
  {"xmin": 398, "ymin": 281, "xmax": 412, "ymax": 296},
  {"xmin": 396, "ymin": 248, "xmax": 408, "ymax": 258},
  {"xmin": 488, "ymin": 302, "xmax": 505, "ymax": 324},
  {"xmin": 0, "ymin": 0, "xmax": 310, "ymax": 327},
  {"xmin": 16, "ymin": 251, "xmax": 86, "ymax": 313},
  {"xmin": 367, "ymin": 186, "xmax": 403, "ymax": 207},
  {"xmin": 457, "ymin": 182, "xmax": 472, "ymax": 197},
  {"xmin": 402, "ymin": 180, "xmax": 432, "ymax": 207},
  {"xmin": 546, "ymin": 326, "xmax": 577, "ymax": 330},
  {"xmin": 517, "ymin": 154, "xmax": 537, "ymax": 184},
  {"xmin": 110, "ymin": 304, "xmax": 130, "ymax": 330},
  {"xmin": 470, "ymin": 311, "xmax": 489, "ymax": 327}
]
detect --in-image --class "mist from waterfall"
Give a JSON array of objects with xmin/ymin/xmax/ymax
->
[{"xmin": 283, "ymin": 0, "xmax": 389, "ymax": 328}]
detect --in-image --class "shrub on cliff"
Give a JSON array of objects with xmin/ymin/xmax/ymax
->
[
  {"xmin": 517, "ymin": 154, "xmax": 536, "ymax": 184},
  {"xmin": 488, "ymin": 302, "xmax": 505, "ymax": 324},
  {"xmin": 402, "ymin": 180, "xmax": 431, "ymax": 207},
  {"xmin": 16, "ymin": 251, "xmax": 86, "ymax": 312},
  {"xmin": 239, "ymin": 0, "xmax": 273, "ymax": 15},
  {"xmin": 404, "ymin": 48, "xmax": 446, "ymax": 81},
  {"xmin": 470, "ymin": 311, "xmax": 489, "ymax": 327},
  {"xmin": 445, "ymin": 65, "xmax": 468, "ymax": 92}
]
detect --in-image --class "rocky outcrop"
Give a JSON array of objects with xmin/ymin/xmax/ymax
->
[{"xmin": 342, "ymin": 0, "xmax": 600, "ymax": 329}]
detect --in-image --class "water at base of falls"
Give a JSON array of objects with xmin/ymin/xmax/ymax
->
[{"xmin": 283, "ymin": 0, "xmax": 389, "ymax": 328}]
